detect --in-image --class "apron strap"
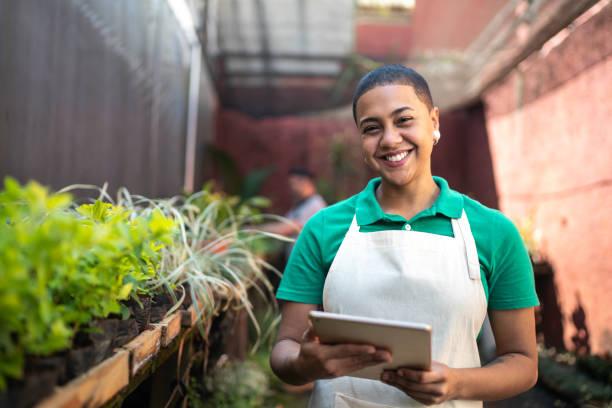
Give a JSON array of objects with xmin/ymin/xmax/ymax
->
[{"xmin": 452, "ymin": 210, "xmax": 481, "ymax": 280}]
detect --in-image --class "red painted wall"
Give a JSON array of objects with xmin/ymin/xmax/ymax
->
[
  {"xmin": 213, "ymin": 109, "xmax": 371, "ymax": 214},
  {"xmin": 356, "ymin": 23, "xmax": 412, "ymax": 58},
  {"xmin": 483, "ymin": 3, "xmax": 612, "ymax": 354}
]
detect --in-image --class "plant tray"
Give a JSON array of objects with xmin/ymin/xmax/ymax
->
[
  {"xmin": 122, "ymin": 326, "xmax": 162, "ymax": 377},
  {"xmin": 35, "ymin": 349, "xmax": 129, "ymax": 408}
]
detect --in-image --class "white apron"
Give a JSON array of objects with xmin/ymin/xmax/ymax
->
[{"xmin": 309, "ymin": 210, "xmax": 487, "ymax": 408}]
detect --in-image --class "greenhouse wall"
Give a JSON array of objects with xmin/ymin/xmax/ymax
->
[
  {"xmin": 0, "ymin": 0, "xmax": 216, "ymax": 197},
  {"xmin": 483, "ymin": 2, "xmax": 612, "ymax": 355}
]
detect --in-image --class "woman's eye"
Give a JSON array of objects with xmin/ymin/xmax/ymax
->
[
  {"xmin": 397, "ymin": 117, "xmax": 413, "ymax": 125},
  {"xmin": 363, "ymin": 126, "xmax": 379, "ymax": 134}
]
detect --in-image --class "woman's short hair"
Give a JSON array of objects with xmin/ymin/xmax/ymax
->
[{"xmin": 352, "ymin": 65, "xmax": 434, "ymax": 123}]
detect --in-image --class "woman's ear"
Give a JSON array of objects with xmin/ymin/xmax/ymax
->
[{"xmin": 430, "ymin": 106, "xmax": 440, "ymax": 131}]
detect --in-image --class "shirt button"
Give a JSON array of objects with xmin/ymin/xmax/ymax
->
[{"xmin": 404, "ymin": 223, "xmax": 411, "ymax": 231}]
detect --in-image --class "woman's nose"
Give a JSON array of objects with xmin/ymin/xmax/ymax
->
[{"xmin": 380, "ymin": 127, "xmax": 402, "ymax": 146}]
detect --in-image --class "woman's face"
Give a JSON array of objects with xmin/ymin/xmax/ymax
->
[{"xmin": 355, "ymin": 84, "xmax": 439, "ymax": 188}]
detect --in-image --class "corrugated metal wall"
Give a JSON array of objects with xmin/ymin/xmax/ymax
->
[{"xmin": 0, "ymin": 0, "xmax": 215, "ymax": 197}]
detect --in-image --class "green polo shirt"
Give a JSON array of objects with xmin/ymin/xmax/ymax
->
[{"xmin": 276, "ymin": 176, "xmax": 539, "ymax": 310}]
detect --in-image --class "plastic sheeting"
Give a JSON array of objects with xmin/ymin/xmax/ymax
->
[{"xmin": 0, "ymin": 0, "xmax": 215, "ymax": 197}]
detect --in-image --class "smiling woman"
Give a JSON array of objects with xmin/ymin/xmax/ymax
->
[
  {"xmin": 270, "ymin": 65, "xmax": 539, "ymax": 407},
  {"xmin": 357, "ymin": 84, "xmax": 439, "ymax": 220}
]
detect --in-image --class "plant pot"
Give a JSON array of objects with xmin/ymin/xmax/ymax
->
[
  {"xmin": 66, "ymin": 345, "xmax": 95, "ymax": 379},
  {"xmin": 0, "ymin": 352, "xmax": 68, "ymax": 407},
  {"xmin": 27, "ymin": 352, "xmax": 68, "ymax": 385},
  {"xmin": 127, "ymin": 295, "xmax": 152, "ymax": 332},
  {"xmin": 112, "ymin": 318, "xmax": 139, "ymax": 350},
  {"xmin": 0, "ymin": 366, "xmax": 59, "ymax": 408},
  {"xmin": 89, "ymin": 318, "xmax": 119, "ymax": 364}
]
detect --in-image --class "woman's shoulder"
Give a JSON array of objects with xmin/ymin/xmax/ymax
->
[{"xmin": 460, "ymin": 194, "xmax": 518, "ymax": 235}]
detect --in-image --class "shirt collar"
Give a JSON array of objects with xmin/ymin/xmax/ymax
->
[{"xmin": 355, "ymin": 176, "xmax": 463, "ymax": 226}]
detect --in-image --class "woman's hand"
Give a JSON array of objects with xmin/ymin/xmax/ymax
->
[
  {"xmin": 381, "ymin": 362, "xmax": 458, "ymax": 406},
  {"xmin": 270, "ymin": 301, "xmax": 391, "ymax": 385},
  {"xmin": 382, "ymin": 307, "xmax": 538, "ymax": 403},
  {"xmin": 295, "ymin": 326, "xmax": 392, "ymax": 381}
]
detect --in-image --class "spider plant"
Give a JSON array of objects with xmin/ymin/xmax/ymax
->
[
  {"xmin": 62, "ymin": 183, "xmax": 293, "ymax": 342},
  {"xmin": 139, "ymin": 187, "xmax": 292, "ymax": 342}
]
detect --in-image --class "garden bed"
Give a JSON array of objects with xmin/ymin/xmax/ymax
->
[
  {"xmin": 0, "ymin": 179, "xmax": 282, "ymax": 407},
  {"xmin": 34, "ymin": 301, "xmax": 204, "ymax": 408}
]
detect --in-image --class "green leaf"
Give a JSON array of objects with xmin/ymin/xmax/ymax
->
[{"xmin": 118, "ymin": 283, "xmax": 133, "ymax": 300}]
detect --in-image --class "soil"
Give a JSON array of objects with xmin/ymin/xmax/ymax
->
[{"xmin": 150, "ymin": 293, "xmax": 172, "ymax": 323}]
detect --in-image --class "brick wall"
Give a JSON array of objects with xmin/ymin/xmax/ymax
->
[
  {"xmin": 482, "ymin": 3, "xmax": 612, "ymax": 354},
  {"xmin": 213, "ymin": 109, "xmax": 370, "ymax": 213}
]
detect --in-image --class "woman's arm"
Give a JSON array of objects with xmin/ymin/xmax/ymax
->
[
  {"xmin": 382, "ymin": 307, "xmax": 538, "ymax": 405},
  {"xmin": 270, "ymin": 301, "xmax": 392, "ymax": 385}
]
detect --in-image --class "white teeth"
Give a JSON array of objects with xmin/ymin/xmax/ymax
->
[{"xmin": 386, "ymin": 151, "xmax": 408, "ymax": 162}]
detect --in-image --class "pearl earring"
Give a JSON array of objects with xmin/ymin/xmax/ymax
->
[{"xmin": 433, "ymin": 130, "xmax": 441, "ymax": 145}]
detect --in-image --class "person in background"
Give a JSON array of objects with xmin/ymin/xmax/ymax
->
[{"xmin": 261, "ymin": 167, "xmax": 327, "ymax": 260}]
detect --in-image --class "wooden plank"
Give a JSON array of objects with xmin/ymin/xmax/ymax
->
[
  {"xmin": 36, "ymin": 350, "xmax": 129, "ymax": 408},
  {"xmin": 122, "ymin": 326, "xmax": 162, "ymax": 377},
  {"xmin": 152, "ymin": 312, "xmax": 182, "ymax": 347}
]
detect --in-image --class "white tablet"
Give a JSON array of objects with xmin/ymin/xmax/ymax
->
[{"xmin": 309, "ymin": 310, "xmax": 431, "ymax": 380}]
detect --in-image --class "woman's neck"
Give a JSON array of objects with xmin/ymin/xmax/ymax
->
[{"xmin": 376, "ymin": 176, "xmax": 440, "ymax": 221}]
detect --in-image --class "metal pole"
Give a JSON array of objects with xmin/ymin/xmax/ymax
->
[
  {"xmin": 183, "ymin": 43, "xmax": 201, "ymax": 193},
  {"xmin": 167, "ymin": 0, "xmax": 201, "ymax": 193}
]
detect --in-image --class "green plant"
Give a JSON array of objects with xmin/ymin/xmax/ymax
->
[
  {"xmin": 577, "ymin": 354, "xmax": 612, "ymax": 384},
  {"xmin": 204, "ymin": 144, "xmax": 274, "ymax": 202},
  {"xmin": 74, "ymin": 199, "xmax": 175, "ymax": 302},
  {"xmin": 0, "ymin": 178, "xmax": 175, "ymax": 389},
  {"xmin": 188, "ymin": 359, "xmax": 269, "ymax": 408},
  {"xmin": 0, "ymin": 179, "xmax": 75, "ymax": 389},
  {"xmin": 539, "ymin": 347, "xmax": 612, "ymax": 404},
  {"xmin": 142, "ymin": 184, "xmax": 290, "ymax": 340},
  {"xmin": 0, "ymin": 176, "xmax": 285, "ymax": 392}
]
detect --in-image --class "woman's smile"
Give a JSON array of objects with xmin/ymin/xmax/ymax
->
[{"xmin": 377, "ymin": 148, "xmax": 414, "ymax": 167}]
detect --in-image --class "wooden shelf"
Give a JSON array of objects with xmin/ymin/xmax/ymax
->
[
  {"xmin": 153, "ymin": 312, "xmax": 182, "ymax": 348},
  {"xmin": 36, "ymin": 306, "xmax": 207, "ymax": 408},
  {"xmin": 36, "ymin": 350, "xmax": 129, "ymax": 408}
]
